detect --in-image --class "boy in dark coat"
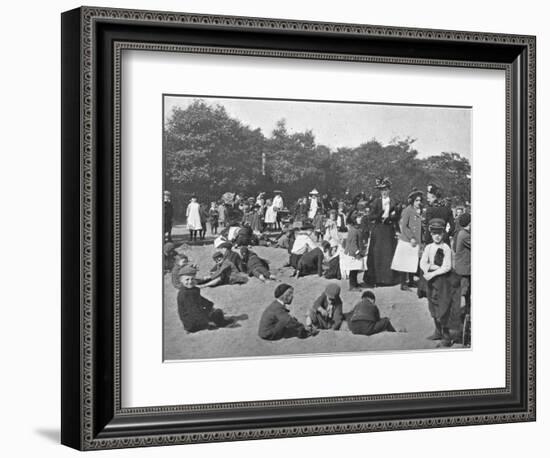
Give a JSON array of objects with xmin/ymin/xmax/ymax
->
[
  {"xmin": 306, "ymin": 283, "xmax": 344, "ymax": 330},
  {"xmin": 176, "ymin": 265, "xmax": 233, "ymax": 333},
  {"xmin": 348, "ymin": 290, "xmax": 396, "ymax": 336},
  {"xmin": 258, "ymin": 284, "xmax": 318, "ymax": 340}
]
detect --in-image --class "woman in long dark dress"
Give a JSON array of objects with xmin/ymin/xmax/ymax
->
[{"xmin": 365, "ymin": 177, "xmax": 400, "ymax": 286}]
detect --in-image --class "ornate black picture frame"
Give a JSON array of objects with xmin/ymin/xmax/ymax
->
[{"xmin": 61, "ymin": 6, "xmax": 536, "ymax": 450}]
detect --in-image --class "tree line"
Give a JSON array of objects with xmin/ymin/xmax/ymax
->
[{"xmin": 165, "ymin": 100, "xmax": 471, "ymax": 222}]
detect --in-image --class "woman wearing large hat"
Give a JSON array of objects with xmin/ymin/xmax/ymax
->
[{"xmin": 365, "ymin": 177, "xmax": 400, "ymax": 286}]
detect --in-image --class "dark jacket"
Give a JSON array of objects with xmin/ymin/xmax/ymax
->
[
  {"xmin": 345, "ymin": 225, "xmax": 365, "ymax": 257},
  {"xmin": 349, "ymin": 298, "xmax": 380, "ymax": 322},
  {"xmin": 454, "ymin": 228, "xmax": 471, "ymax": 276},
  {"xmin": 310, "ymin": 293, "xmax": 344, "ymax": 330},
  {"xmin": 258, "ymin": 300, "xmax": 309, "ymax": 340},
  {"xmin": 164, "ymin": 201, "xmax": 173, "ymax": 230},
  {"xmin": 226, "ymin": 251, "xmax": 244, "ymax": 272},
  {"xmin": 369, "ymin": 197, "xmax": 400, "ymax": 230},
  {"xmin": 177, "ymin": 287, "xmax": 214, "ymax": 332},
  {"xmin": 235, "ymin": 226, "xmax": 253, "ymax": 247},
  {"xmin": 243, "ymin": 251, "xmax": 270, "ymax": 277},
  {"xmin": 324, "ymin": 256, "xmax": 341, "ymax": 280},
  {"xmin": 399, "ymin": 205, "xmax": 422, "ymax": 243},
  {"xmin": 297, "ymin": 247, "xmax": 324, "ymax": 276},
  {"xmin": 425, "ymin": 201, "xmax": 455, "ymax": 244}
]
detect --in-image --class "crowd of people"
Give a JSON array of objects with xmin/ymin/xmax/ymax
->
[{"xmin": 164, "ymin": 177, "xmax": 472, "ymax": 348}]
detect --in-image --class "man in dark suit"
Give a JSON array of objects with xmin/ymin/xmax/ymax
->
[
  {"xmin": 348, "ymin": 291, "xmax": 396, "ymax": 336},
  {"xmin": 424, "ymin": 184, "xmax": 455, "ymax": 245},
  {"xmin": 258, "ymin": 284, "xmax": 318, "ymax": 340}
]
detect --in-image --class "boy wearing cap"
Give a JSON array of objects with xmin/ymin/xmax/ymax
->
[
  {"xmin": 200, "ymin": 251, "xmax": 248, "ymax": 288},
  {"xmin": 420, "ymin": 218, "xmax": 462, "ymax": 347},
  {"xmin": 258, "ymin": 284, "xmax": 318, "ymax": 340},
  {"xmin": 306, "ymin": 283, "xmax": 344, "ymax": 330},
  {"xmin": 348, "ymin": 290, "xmax": 396, "ymax": 336},
  {"xmin": 176, "ymin": 265, "xmax": 233, "ymax": 333}
]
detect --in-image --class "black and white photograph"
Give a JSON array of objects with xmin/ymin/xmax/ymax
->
[{"xmin": 162, "ymin": 95, "xmax": 472, "ymax": 361}]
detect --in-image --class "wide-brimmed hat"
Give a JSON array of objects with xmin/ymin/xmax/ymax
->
[
  {"xmin": 408, "ymin": 188, "xmax": 424, "ymax": 202},
  {"xmin": 309, "ymin": 189, "xmax": 319, "ymax": 195},
  {"xmin": 374, "ymin": 177, "xmax": 392, "ymax": 189},
  {"xmin": 218, "ymin": 242, "xmax": 233, "ymax": 250},
  {"xmin": 273, "ymin": 190, "xmax": 283, "ymax": 194}
]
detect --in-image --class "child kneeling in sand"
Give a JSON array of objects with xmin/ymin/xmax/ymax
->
[
  {"xmin": 177, "ymin": 265, "xmax": 234, "ymax": 333},
  {"xmin": 348, "ymin": 291, "xmax": 396, "ymax": 336}
]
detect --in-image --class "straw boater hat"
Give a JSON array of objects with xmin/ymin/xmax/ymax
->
[
  {"xmin": 374, "ymin": 177, "xmax": 392, "ymax": 189},
  {"xmin": 274, "ymin": 190, "xmax": 283, "ymax": 194},
  {"xmin": 309, "ymin": 188, "xmax": 319, "ymax": 195}
]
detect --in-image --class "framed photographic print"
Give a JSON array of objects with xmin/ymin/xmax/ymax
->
[{"xmin": 61, "ymin": 6, "xmax": 536, "ymax": 450}]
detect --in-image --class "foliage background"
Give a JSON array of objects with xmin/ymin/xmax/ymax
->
[{"xmin": 165, "ymin": 99, "xmax": 471, "ymax": 221}]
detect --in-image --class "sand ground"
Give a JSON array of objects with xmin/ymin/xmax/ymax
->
[{"xmin": 163, "ymin": 239, "xmax": 463, "ymax": 361}]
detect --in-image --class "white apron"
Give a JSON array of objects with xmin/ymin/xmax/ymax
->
[
  {"xmin": 391, "ymin": 239, "xmax": 420, "ymax": 273},
  {"xmin": 186, "ymin": 202, "xmax": 202, "ymax": 230}
]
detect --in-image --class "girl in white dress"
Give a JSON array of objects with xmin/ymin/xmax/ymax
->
[
  {"xmin": 264, "ymin": 198, "xmax": 277, "ymax": 231},
  {"xmin": 323, "ymin": 210, "xmax": 340, "ymax": 245},
  {"xmin": 186, "ymin": 196, "xmax": 203, "ymax": 242}
]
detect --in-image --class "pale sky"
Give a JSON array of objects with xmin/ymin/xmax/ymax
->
[{"xmin": 164, "ymin": 95, "xmax": 472, "ymax": 160}]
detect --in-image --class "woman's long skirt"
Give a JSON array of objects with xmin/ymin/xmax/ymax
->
[{"xmin": 366, "ymin": 224, "xmax": 398, "ymax": 285}]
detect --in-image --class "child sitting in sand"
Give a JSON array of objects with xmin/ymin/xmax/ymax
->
[
  {"xmin": 348, "ymin": 291, "xmax": 397, "ymax": 336},
  {"xmin": 176, "ymin": 265, "xmax": 234, "ymax": 333}
]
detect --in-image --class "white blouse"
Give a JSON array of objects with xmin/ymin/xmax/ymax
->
[{"xmin": 420, "ymin": 242, "xmax": 452, "ymax": 278}]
